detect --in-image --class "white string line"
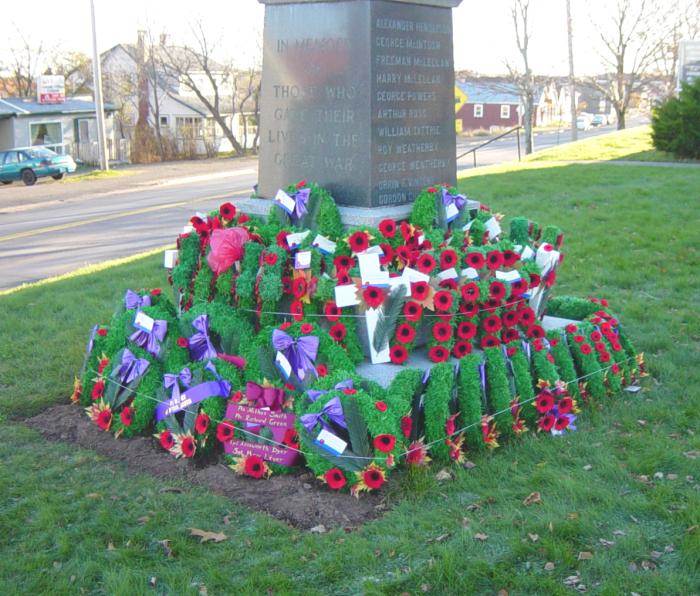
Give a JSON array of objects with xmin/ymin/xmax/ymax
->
[{"xmin": 87, "ymin": 354, "xmax": 636, "ymax": 463}]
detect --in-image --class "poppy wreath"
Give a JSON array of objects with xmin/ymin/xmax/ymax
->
[
  {"xmin": 545, "ymin": 331, "xmax": 581, "ymax": 400},
  {"xmin": 389, "ymin": 299, "xmax": 424, "ymax": 364},
  {"xmin": 427, "ymin": 289, "xmax": 459, "ymax": 363},
  {"xmin": 565, "ymin": 325, "xmax": 608, "ymax": 401},
  {"xmin": 532, "ymin": 378, "xmax": 578, "ymax": 436},
  {"xmin": 504, "ymin": 341, "xmax": 537, "ymax": 429},
  {"xmin": 483, "ymin": 346, "xmax": 517, "ymax": 441},
  {"xmin": 294, "ymin": 384, "xmax": 402, "ymax": 495},
  {"xmin": 422, "ymin": 362, "xmax": 463, "ymax": 464},
  {"xmin": 456, "ymin": 354, "xmax": 486, "ymax": 451},
  {"xmin": 270, "ymin": 181, "xmax": 344, "ymax": 241}
]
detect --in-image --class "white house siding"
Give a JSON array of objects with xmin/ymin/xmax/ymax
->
[{"xmin": 0, "ymin": 120, "xmax": 15, "ymax": 150}]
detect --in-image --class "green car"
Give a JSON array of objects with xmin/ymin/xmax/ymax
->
[{"xmin": 0, "ymin": 147, "xmax": 77, "ymax": 186}]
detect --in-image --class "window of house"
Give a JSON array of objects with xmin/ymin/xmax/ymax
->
[
  {"xmin": 501, "ymin": 105, "xmax": 511, "ymax": 119},
  {"xmin": 175, "ymin": 117, "xmax": 204, "ymax": 139},
  {"xmin": 160, "ymin": 116, "xmax": 169, "ymax": 127},
  {"xmin": 473, "ymin": 104, "xmax": 484, "ymax": 118},
  {"xmin": 29, "ymin": 121, "xmax": 62, "ymax": 147}
]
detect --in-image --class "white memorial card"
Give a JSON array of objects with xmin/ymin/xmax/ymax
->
[
  {"xmin": 437, "ymin": 267, "xmax": 459, "ymax": 281},
  {"xmin": 312, "ymin": 234, "xmax": 337, "ymax": 255},
  {"xmin": 163, "ymin": 249, "xmax": 178, "ymax": 269},
  {"xmin": 275, "ymin": 351, "xmax": 293, "ymax": 380},
  {"xmin": 484, "ymin": 216, "xmax": 502, "ymax": 239},
  {"xmin": 315, "ymin": 429, "xmax": 348, "ymax": 456},
  {"xmin": 294, "ymin": 251, "xmax": 312, "ymax": 270},
  {"xmin": 134, "ymin": 311, "xmax": 155, "ymax": 333},
  {"xmin": 285, "ymin": 230, "xmax": 310, "ymax": 249},
  {"xmin": 461, "ymin": 267, "xmax": 480, "ymax": 280},
  {"xmin": 334, "ymin": 284, "xmax": 360, "ymax": 308},
  {"xmin": 274, "ymin": 189, "xmax": 296, "ymax": 215}
]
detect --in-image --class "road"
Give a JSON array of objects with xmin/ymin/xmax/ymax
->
[{"xmin": 0, "ymin": 123, "xmax": 639, "ymax": 291}]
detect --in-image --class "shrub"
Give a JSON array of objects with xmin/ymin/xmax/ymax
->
[{"xmin": 651, "ymin": 78, "xmax": 700, "ymax": 159}]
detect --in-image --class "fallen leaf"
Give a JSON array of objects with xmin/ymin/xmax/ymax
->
[
  {"xmin": 650, "ymin": 550, "xmax": 663, "ymax": 559},
  {"xmin": 497, "ymin": 590, "xmax": 508, "ymax": 596},
  {"xmin": 567, "ymin": 512, "xmax": 579, "ymax": 520},
  {"xmin": 159, "ymin": 487, "xmax": 184, "ymax": 494},
  {"xmin": 563, "ymin": 574, "xmax": 581, "ymax": 586},
  {"xmin": 667, "ymin": 473, "xmax": 678, "ymax": 480},
  {"xmin": 159, "ymin": 539, "xmax": 174, "ymax": 558},
  {"xmin": 583, "ymin": 464, "xmax": 593, "ymax": 471},
  {"xmin": 466, "ymin": 503, "xmax": 481, "ymax": 512},
  {"xmin": 53, "ymin": 561, "xmax": 62, "ymax": 570},
  {"xmin": 137, "ymin": 516, "xmax": 150, "ymax": 525},
  {"xmin": 653, "ymin": 472, "xmax": 664, "ymax": 480},
  {"xmin": 628, "ymin": 562, "xmax": 638, "ymax": 572},
  {"xmin": 189, "ymin": 528, "xmax": 228, "ymax": 543},
  {"xmin": 683, "ymin": 450, "xmax": 698, "ymax": 459},
  {"xmin": 309, "ymin": 524, "xmax": 327, "ymax": 534},
  {"xmin": 577, "ymin": 551, "xmax": 594, "ymax": 560},
  {"xmin": 664, "ymin": 544, "xmax": 675, "ymax": 553},
  {"xmin": 641, "ymin": 560, "xmax": 657, "ymax": 571},
  {"xmin": 687, "ymin": 525, "xmax": 698, "ymax": 534},
  {"xmin": 86, "ymin": 493, "xmax": 101, "ymax": 499},
  {"xmin": 435, "ymin": 469, "xmax": 452, "ymax": 481},
  {"xmin": 199, "ymin": 585, "xmax": 208, "ymax": 596},
  {"xmin": 461, "ymin": 517, "xmax": 471, "ymax": 528},
  {"xmin": 420, "ymin": 584, "xmax": 431, "ymax": 592},
  {"xmin": 474, "ymin": 532, "xmax": 488, "ymax": 541},
  {"xmin": 428, "ymin": 532, "xmax": 452, "ymax": 544},
  {"xmin": 613, "ymin": 530, "xmax": 626, "ymax": 536},
  {"xmin": 528, "ymin": 533, "xmax": 539, "ymax": 542},
  {"xmin": 544, "ymin": 562, "xmax": 555, "ymax": 571},
  {"xmin": 149, "ymin": 577, "xmax": 157, "ymax": 587},
  {"xmin": 223, "ymin": 514, "xmax": 232, "ymax": 525},
  {"xmin": 637, "ymin": 419, "xmax": 647, "ymax": 426},
  {"xmin": 631, "ymin": 515, "xmax": 640, "ymax": 524},
  {"xmin": 463, "ymin": 461, "xmax": 476, "ymax": 469},
  {"xmin": 107, "ymin": 542, "xmax": 115, "ymax": 551},
  {"xmin": 522, "ymin": 492, "xmax": 542, "ymax": 506},
  {"xmin": 599, "ymin": 539, "xmax": 615, "ymax": 547}
]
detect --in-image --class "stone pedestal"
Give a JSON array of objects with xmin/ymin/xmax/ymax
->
[{"xmin": 257, "ymin": 0, "xmax": 462, "ymax": 221}]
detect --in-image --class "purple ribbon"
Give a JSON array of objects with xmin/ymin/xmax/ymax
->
[
  {"xmin": 130, "ymin": 318, "xmax": 167, "ymax": 357},
  {"xmin": 442, "ymin": 188, "xmax": 466, "ymax": 215},
  {"xmin": 422, "ymin": 368, "xmax": 431, "ymax": 384},
  {"xmin": 521, "ymin": 340, "xmax": 531, "ymax": 361},
  {"xmin": 246, "ymin": 381, "xmax": 286, "ymax": 411},
  {"xmin": 189, "ymin": 315, "xmax": 218, "ymax": 362},
  {"xmin": 306, "ymin": 379, "xmax": 354, "ymax": 403},
  {"xmin": 117, "ymin": 348, "xmax": 150, "ymax": 384},
  {"xmin": 205, "ymin": 360, "xmax": 232, "ymax": 397},
  {"xmin": 154, "ymin": 378, "xmax": 229, "ymax": 422},
  {"xmin": 272, "ymin": 329, "xmax": 319, "ymax": 381},
  {"xmin": 124, "ymin": 289, "xmax": 152, "ymax": 310},
  {"xmin": 291, "ymin": 187, "xmax": 310, "ymax": 222},
  {"xmin": 163, "ymin": 367, "xmax": 192, "ymax": 401},
  {"xmin": 478, "ymin": 362, "xmax": 487, "ymax": 393},
  {"xmin": 300, "ymin": 396, "xmax": 347, "ymax": 433},
  {"xmin": 86, "ymin": 324, "xmax": 99, "ymax": 356}
]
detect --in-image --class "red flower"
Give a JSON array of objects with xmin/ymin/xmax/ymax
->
[
  {"xmin": 546, "ymin": 353, "xmax": 555, "ymax": 364},
  {"xmin": 282, "ymin": 276, "xmax": 293, "ymax": 294},
  {"xmin": 177, "ymin": 337, "xmax": 189, "ymax": 349},
  {"xmin": 434, "ymin": 290, "xmax": 453, "ymax": 312},
  {"xmin": 580, "ymin": 343, "xmax": 593, "ymax": 355},
  {"xmin": 529, "ymin": 273, "xmax": 541, "ymax": 288},
  {"xmin": 264, "ymin": 252, "xmax": 278, "ymax": 266},
  {"xmin": 526, "ymin": 325, "xmax": 545, "ymax": 339},
  {"xmin": 557, "ymin": 397, "xmax": 573, "ymax": 414},
  {"xmin": 400, "ymin": 416, "xmax": 413, "ymax": 438},
  {"xmin": 510, "ymin": 279, "xmax": 528, "ymax": 296},
  {"xmin": 279, "ymin": 321, "xmax": 292, "ymax": 331},
  {"xmin": 373, "ymin": 434, "xmax": 396, "ymax": 453},
  {"xmin": 334, "ymin": 255, "xmax": 353, "ymax": 271},
  {"xmin": 395, "ymin": 245, "xmax": 412, "ymax": 265},
  {"xmin": 120, "ymin": 407, "xmax": 133, "ymax": 427},
  {"xmin": 432, "ymin": 322, "xmax": 452, "ymax": 342},
  {"xmin": 150, "ymin": 288, "xmax": 162, "ymax": 297},
  {"xmin": 501, "ymin": 328, "xmax": 520, "ymax": 343},
  {"xmin": 549, "ymin": 338, "xmax": 559, "ymax": 347},
  {"xmin": 180, "ymin": 436, "xmax": 196, "ymax": 458},
  {"xmin": 219, "ymin": 202, "xmax": 236, "ymax": 220},
  {"xmin": 610, "ymin": 340, "xmax": 622, "ymax": 352},
  {"xmin": 465, "ymin": 252, "xmax": 485, "ymax": 269},
  {"xmin": 573, "ymin": 335, "xmax": 585, "ymax": 343},
  {"xmin": 378, "ymin": 219, "xmax": 397, "ymax": 238},
  {"xmin": 554, "ymin": 416, "xmax": 570, "ymax": 431},
  {"xmin": 480, "ymin": 335, "xmax": 500, "ymax": 348},
  {"xmin": 216, "ymin": 422, "xmax": 234, "ymax": 443},
  {"xmin": 336, "ymin": 271, "xmax": 351, "ymax": 285},
  {"xmin": 290, "ymin": 300, "xmax": 304, "ymax": 321},
  {"xmin": 237, "ymin": 213, "xmax": 250, "ymax": 224},
  {"xmin": 461, "ymin": 282, "xmax": 480, "ymax": 303},
  {"xmin": 482, "ymin": 315, "xmax": 502, "ymax": 334},
  {"xmin": 453, "ymin": 340, "xmax": 472, "ymax": 358},
  {"xmin": 195, "ymin": 413, "xmax": 210, "ymax": 435},
  {"xmin": 439, "ymin": 278, "xmax": 458, "ymax": 290},
  {"xmin": 301, "ymin": 323, "xmax": 314, "ymax": 334},
  {"xmin": 411, "ymin": 281, "xmax": 430, "ymax": 301},
  {"xmin": 97, "ymin": 327, "xmax": 108, "ymax": 337},
  {"xmin": 282, "ymin": 428, "xmax": 300, "ymax": 450},
  {"xmin": 599, "ymin": 351, "xmax": 611, "ymax": 363},
  {"xmin": 363, "ymin": 467, "xmax": 386, "ymax": 490},
  {"xmin": 486, "ymin": 250, "xmax": 504, "ymax": 270},
  {"xmin": 427, "ymin": 186, "xmax": 438, "ymax": 193},
  {"xmin": 379, "ymin": 244, "xmax": 394, "ymax": 266},
  {"xmin": 440, "ymin": 249, "xmax": 458, "ymax": 270},
  {"xmin": 97, "ymin": 357, "xmax": 110, "ymax": 374},
  {"xmin": 611, "ymin": 363, "xmax": 621, "ymax": 374},
  {"xmin": 538, "ymin": 414, "xmax": 556, "ymax": 432},
  {"xmin": 324, "ymin": 468, "xmax": 347, "ymax": 490},
  {"xmin": 403, "ymin": 301, "xmax": 422, "ymax": 322},
  {"xmin": 292, "ymin": 278, "xmax": 307, "ymax": 299},
  {"xmin": 460, "ymin": 302, "xmax": 479, "ymax": 318},
  {"xmin": 519, "ymin": 308, "xmax": 535, "ymax": 327},
  {"xmin": 375, "ymin": 401, "xmax": 388, "ymax": 412},
  {"xmin": 316, "ymin": 363, "xmax": 328, "ymax": 377},
  {"xmin": 390, "ymin": 344, "xmax": 409, "ymax": 364},
  {"xmin": 363, "ymin": 286, "xmax": 385, "ymax": 309},
  {"xmin": 535, "ymin": 394, "xmax": 556, "ymax": 418},
  {"xmin": 244, "ymin": 455, "xmax": 267, "ymax": 478},
  {"xmin": 395, "ymin": 323, "xmax": 416, "ymax": 344},
  {"xmin": 489, "ymin": 281, "xmax": 507, "ymax": 301},
  {"xmin": 502, "ymin": 310, "xmax": 519, "ymax": 328},
  {"xmin": 428, "ymin": 345, "xmax": 450, "ymax": 362},
  {"xmin": 348, "ymin": 231, "xmax": 370, "ymax": 253},
  {"xmin": 160, "ymin": 430, "xmax": 175, "ymax": 450},
  {"xmin": 590, "ymin": 330, "xmax": 602, "ymax": 342},
  {"xmin": 324, "ymin": 301, "xmax": 341, "ymax": 322},
  {"xmin": 502, "ymin": 249, "xmax": 519, "ymax": 267},
  {"xmin": 329, "ymin": 323, "xmax": 347, "ymax": 342},
  {"xmin": 457, "ymin": 321, "xmax": 477, "ymax": 340},
  {"xmin": 417, "ymin": 253, "xmax": 437, "ymax": 274},
  {"xmin": 565, "ymin": 323, "xmax": 578, "ymax": 333},
  {"xmin": 594, "ymin": 341, "xmax": 607, "ymax": 353},
  {"xmin": 91, "ymin": 379, "xmax": 105, "ymax": 400}
]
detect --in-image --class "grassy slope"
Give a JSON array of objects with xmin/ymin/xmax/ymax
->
[
  {"xmin": 527, "ymin": 125, "xmax": 687, "ymax": 163},
  {"xmin": 1, "ymin": 162, "xmax": 699, "ymax": 594}
]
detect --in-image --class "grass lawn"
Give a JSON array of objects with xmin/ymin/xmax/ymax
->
[
  {"xmin": 527, "ymin": 125, "xmax": 694, "ymax": 163},
  {"xmin": 1, "ymin": 161, "xmax": 699, "ymax": 594},
  {"xmin": 63, "ymin": 168, "xmax": 135, "ymax": 184}
]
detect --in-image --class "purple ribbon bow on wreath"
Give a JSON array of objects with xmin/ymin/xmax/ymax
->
[
  {"xmin": 163, "ymin": 367, "xmax": 192, "ymax": 401},
  {"xmin": 117, "ymin": 348, "xmax": 150, "ymax": 384},
  {"xmin": 124, "ymin": 289, "xmax": 152, "ymax": 310},
  {"xmin": 205, "ymin": 361, "xmax": 232, "ymax": 398},
  {"xmin": 300, "ymin": 396, "xmax": 347, "ymax": 433},
  {"xmin": 306, "ymin": 379, "xmax": 354, "ymax": 403},
  {"xmin": 246, "ymin": 381, "xmax": 286, "ymax": 411},
  {"xmin": 272, "ymin": 329, "xmax": 319, "ymax": 381},
  {"xmin": 129, "ymin": 318, "xmax": 167, "ymax": 357},
  {"xmin": 442, "ymin": 188, "xmax": 467, "ymax": 222},
  {"xmin": 189, "ymin": 315, "xmax": 218, "ymax": 362},
  {"xmin": 291, "ymin": 187, "xmax": 310, "ymax": 222}
]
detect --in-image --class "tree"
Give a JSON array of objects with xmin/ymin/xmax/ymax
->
[
  {"xmin": 54, "ymin": 52, "xmax": 93, "ymax": 96},
  {"xmin": 588, "ymin": 0, "xmax": 662, "ymax": 129},
  {"xmin": 566, "ymin": 0, "xmax": 577, "ymax": 141},
  {"xmin": 652, "ymin": 77, "xmax": 700, "ymax": 158},
  {"xmin": 507, "ymin": 0, "xmax": 535, "ymax": 154},
  {"xmin": 0, "ymin": 28, "xmax": 45, "ymax": 98}
]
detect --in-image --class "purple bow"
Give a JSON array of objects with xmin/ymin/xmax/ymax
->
[
  {"xmin": 246, "ymin": 381, "xmax": 286, "ymax": 411},
  {"xmin": 205, "ymin": 361, "xmax": 232, "ymax": 398},
  {"xmin": 163, "ymin": 367, "xmax": 192, "ymax": 401},
  {"xmin": 272, "ymin": 329, "xmax": 319, "ymax": 381},
  {"xmin": 478, "ymin": 362, "xmax": 487, "ymax": 393},
  {"xmin": 442, "ymin": 188, "xmax": 466, "ymax": 211},
  {"xmin": 189, "ymin": 315, "xmax": 218, "ymax": 362},
  {"xmin": 117, "ymin": 348, "xmax": 150, "ymax": 384},
  {"xmin": 306, "ymin": 379, "xmax": 354, "ymax": 403},
  {"xmin": 86, "ymin": 324, "xmax": 99, "ymax": 356},
  {"xmin": 124, "ymin": 289, "xmax": 152, "ymax": 310},
  {"xmin": 292, "ymin": 188, "xmax": 310, "ymax": 222},
  {"xmin": 300, "ymin": 396, "xmax": 347, "ymax": 433},
  {"xmin": 130, "ymin": 318, "xmax": 167, "ymax": 357}
]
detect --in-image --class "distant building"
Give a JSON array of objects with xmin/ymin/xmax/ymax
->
[{"xmin": 454, "ymin": 81, "xmax": 520, "ymax": 132}]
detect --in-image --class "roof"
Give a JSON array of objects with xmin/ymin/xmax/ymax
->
[
  {"xmin": 0, "ymin": 97, "xmax": 117, "ymax": 119},
  {"xmin": 456, "ymin": 81, "xmax": 520, "ymax": 105}
]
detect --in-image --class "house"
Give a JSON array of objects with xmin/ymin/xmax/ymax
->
[
  {"xmin": 0, "ymin": 96, "xmax": 119, "ymax": 162},
  {"xmin": 534, "ymin": 81, "xmax": 579, "ymax": 127},
  {"xmin": 454, "ymin": 81, "xmax": 521, "ymax": 132}
]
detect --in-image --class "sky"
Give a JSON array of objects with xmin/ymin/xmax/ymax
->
[{"xmin": 0, "ymin": 0, "xmax": 675, "ymax": 77}]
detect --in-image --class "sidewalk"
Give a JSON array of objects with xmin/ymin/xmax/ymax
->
[{"xmin": 0, "ymin": 156, "xmax": 258, "ymax": 212}]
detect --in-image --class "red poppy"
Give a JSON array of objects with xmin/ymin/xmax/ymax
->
[
  {"xmin": 417, "ymin": 253, "xmax": 437, "ymax": 274},
  {"xmin": 150, "ymin": 288, "xmax": 162, "ymax": 297},
  {"xmin": 403, "ymin": 301, "xmax": 422, "ymax": 322},
  {"xmin": 411, "ymin": 281, "xmax": 430, "ymax": 301},
  {"xmin": 336, "ymin": 271, "xmax": 352, "ymax": 285},
  {"xmin": 281, "ymin": 276, "xmax": 293, "ymax": 295},
  {"xmin": 324, "ymin": 301, "xmax": 341, "ymax": 322},
  {"xmin": 363, "ymin": 467, "xmax": 386, "ymax": 490},
  {"xmin": 599, "ymin": 351, "xmax": 611, "ymax": 363},
  {"xmin": 465, "ymin": 252, "xmax": 485, "ymax": 269},
  {"xmin": 580, "ymin": 343, "xmax": 592, "ymax": 355},
  {"xmin": 434, "ymin": 290, "xmax": 453, "ymax": 312},
  {"xmin": 554, "ymin": 416, "xmax": 570, "ymax": 431},
  {"xmin": 395, "ymin": 323, "xmax": 416, "ymax": 344},
  {"xmin": 590, "ymin": 330, "xmax": 602, "ymax": 342},
  {"xmin": 120, "ymin": 407, "xmax": 133, "ymax": 427},
  {"xmin": 97, "ymin": 357, "xmax": 110, "ymax": 374},
  {"xmin": 97, "ymin": 327, "xmax": 108, "ymax": 337},
  {"xmin": 219, "ymin": 202, "xmax": 236, "ymax": 220},
  {"xmin": 480, "ymin": 335, "xmax": 500, "ymax": 348},
  {"xmin": 489, "ymin": 281, "xmax": 507, "ymax": 301},
  {"xmin": 526, "ymin": 325, "xmax": 545, "ymax": 339},
  {"xmin": 316, "ymin": 363, "xmax": 328, "ymax": 377},
  {"xmin": 216, "ymin": 422, "xmax": 234, "ymax": 443},
  {"xmin": 177, "ymin": 337, "xmax": 189, "ymax": 349},
  {"xmin": 180, "ymin": 436, "xmax": 196, "ymax": 458},
  {"xmin": 460, "ymin": 302, "xmax": 479, "ymax": 318},
  {"xmin": 290, "ymin": 300, "xmax": 304, "ymax": 321},
  {"xmin": 334, "ymin": 256, "xmax": 353, "ymax": 273},
  {"xmin": 324, "ymin": 468, "xmax": 347, "ymax": 490},
  {"xmin": 538, "ymin": 414, "xmax": 556, "ymax": 432},
  {"xmin": 486, "ymin": 250, "xmax": 504, "ymax": 270},
  {"xmin": 373, "ymin": 434, "xmax": 397, "ymax": 453},
  {"xmin": 427, "ymin": 186, "xmax": 438, "ymax": 193},
  {"xmin": 378, "ymin": 219, "xmax": 397, "ymax": 238},
  {"xmin": 296, "ymin": 179, "xmax": 307, "ymax": 189},
  {"xmin": 452, "ymin": 340, "xmax": 472, "ymax": 358},
  {"xmin": 91, "ymin": 379, "xmax": 105, "ymax": 400},
  {"xmin": 432, "ymin": 322, "xmax": 452, "ymax": 342},
  {"xmin": 440, "ymin": 250, "xmax": 458, "ymax": 270},
  {"xmin": 594, "ymin": 341, "xmax": 607, "ymax": 352},
  {"xmin": 301, "ymin": 323, "xmax": 314, "ymax": 334},
  {"xmin": 482, "ymin": 315, "xmax": 502, "ymax": 334},
  {"xmin": 379, "ymin": 244, "xmax": 394, "ymax": 266},
  {"xmin": 389, "ymin": 344, "xmax": 409, "ymax": 365},
  {"xmin": 557, "ymin": 397, "xmax": 573, "ymax": 414},
  {"xmin": 400, "ymin": 415, "xmax": 413, "ymax": 438},
  {"xmin": 439, "ymin": 278, "xmax": 458, "ymax": 291},
  {"xmin": 532, "ymin": 338, "xmax": 545, "ymax": 352},
  {"xmin": 506, "ymin": 346, "xmax": 517, "ymax": 357},
  {"xmin": 375, "ymin": 401, "xmax": 388, "ymax": 412},
  {"xmin": 279, "ymin": 321, "xmax": 292, "ymax": 331},
  {"xmin": 510, "ymin": 279, "xmax": 528, "ymax": 296},
  {"xmin": 237, "ymin": 213, "xmax": 250, "ymax": 224},
  {"xmin": 244, "ymin": 455, "xmax": 266, "ymax": 478},
  {"xmin": 529, "ymin": 273, "xmax": 541, "ymax": 288},
  {"xmin": 611, "ymin": 363, "xmax": 621, "ymax": 374},
  {"xmin": 428, "ymin": 345, "xmax": 450, "ymax": 362},
  {"xmin": 502, "ymin": 249, "xmax": 519, "ymax": 267},
  {"xmin": 363, "ymin": 286, "xmax": 385, "ymax": 309},
  {"xmin": 195, "ymin": 413, "xmax": 210, "ymax": 435},
  {"xmin": 329, "ymin": 323, "xmax": 347, "ymax": 342},
  {"xmin": 546, "ymin": 353, "xmax": 556, "ymax": 364},
  {"xmin": 348, "ymin": 231, "xmax": 370, "ymax": 253},
  {"xmin": 282, "ymin": 428, "xmax": 300, "ymax": 450},
  {"xmin": 264, "ymin": 252, "xmax": 278, "ymax": 266},
  {"xmin": 610, "ymin": 340, "xmax": 622, "ymax": 352},
  {"xmin": 501, "ymin": 328, "xmax": 520, "ymax": 343},
  {"xmin": 549, "ymin": 338, "xmax": 559, "ymax": 347},
  {"xmin": 160, "ymin": 430, "xmax": 175, "ymax": 450},
  {"xmin": 565, "ymin": 323, "xmax": 578, "ymax": 334},
  {"xmin": 456, "ymin": 321, "xmax": 477, "ymax": 340},
  {"xmin": 461, "ymin": 282, "xmax": 480, "ymax": 303},
  {"xmin": 342, "ymin": 387, "xmax": 357, "ymax": 395},
  {"xmin": 502, "ymin": 310, "xmax": 519, "ymax": 328},
  {"xmin": 519, "ymin": 308, "xmax": 535, "ymax": 327},
  {"xmin": 292, "ymin": 278, "xmax": 307, "ymax": 299}
]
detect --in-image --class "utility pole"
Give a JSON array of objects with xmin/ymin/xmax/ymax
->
[
  {"xmin": 566, "ymin": 0, "xmax": 577, "ymax": 141},
  {"xmin": 90, "ymin": 0, "xmax": 109, "ymax": 170}
]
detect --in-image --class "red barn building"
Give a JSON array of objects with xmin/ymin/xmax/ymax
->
[{"xmin": 455, "ymin": 81, "xmax": 520, "ymax": 132}]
